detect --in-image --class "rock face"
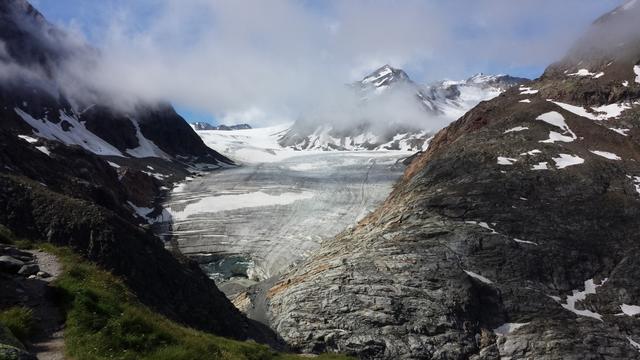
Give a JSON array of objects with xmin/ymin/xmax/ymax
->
[
  {"xmin": 264, "ymin": 2, "xmax": 640, "ymax": 359},
  {"xmin": 278, "ymin": 65, "xmax": 527, "ymax": 152}
]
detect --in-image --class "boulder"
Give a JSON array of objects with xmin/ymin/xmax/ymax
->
[
  {"xmin": 0, "ymin": 256, "xmax": 25, "ymax": 273},
  {"xmin": 17, "ymin": 264, "xmax": 39, "ymax": 276}
]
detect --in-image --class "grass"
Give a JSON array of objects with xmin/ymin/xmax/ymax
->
[
  {"xmin": 41, "ymin": 245, "xmax": 352, "ymax": 360},
  {"xmin": 0, "ymin": 307, "xmax": 34, "ymax": 344}
]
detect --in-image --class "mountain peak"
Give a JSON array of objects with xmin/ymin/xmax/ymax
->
[{"xmin": 361, "ymin": 64, "xmax": 411, "ymax": 88}]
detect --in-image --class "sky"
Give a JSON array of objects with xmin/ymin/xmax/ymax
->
[{"xmin": 29, "ymin": 0, "xmax": 624, "ymax": 126}]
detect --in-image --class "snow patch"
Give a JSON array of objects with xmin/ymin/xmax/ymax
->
[
  {"xmin": 537, "ymin": 111, "xmax": 577, "ymax": 143},
  {"xmin": 621, "ymin": 304, "xmax": 640, "ymax": 316},
  {"xmin": 519, "ymin": 86, "xmax": 538, "ymax": 95},
  {"xmin": 519, "ymin": 99, "xmax": 531, "ymax": 103},
  {"xmin": 531, "ymin": 162, "xmax": 549, "ymax": 170},
  {"xmin": 465, "ymin": 220, "xmax": 498, "ymax": 234},
  {"xmin": 557, "ymin": 278, "xmax": 607, "ymax": 321},
  {"xmin": 552, "ymin": 154, "xmax": 585, "ymax": 169},
  {"xmin": 35, "ymin": 146, "xmax": 50, "ymax": 156},
  {"xmin": 520, "ymin": 149, "xmax": 541, "ymax": 156},
  {"xmin": 497, "ymin": 157, "xmax": 517, "ymax": 165},
  {"xmin": 125, "ymin": 119, "xmax": 171, "ymax": 159},
  {"xmin": 504, "ymin": 126, "xmax": 529, "ymax": 134},
  {"xmin": 568, "ymin": 69, "xmax": 596, "ymax": 77},
  {"xmin": 628, "ymin": 175, "xmax": 640, "ymax": 195},
  {"xmin": 18, "ymin": 135, "xmax": 38, "ymax": 143},
  {"xmin": 590, "ymin": 150, "xmax": 621, "ymax": 160},
  {"xmin": 107, "ymin": 161, "xmax": 121, "ymax": 169},
  {"xmin": 609, "ymin": 128, "xmax": 630, "ymax": 136},
  {"xmin": 635, "ymin": 65, "xmax": 640, "ymax": 84},
  {"xmin": 514, "ymin": 238, "xmax": 538, "ymax": 246},
  {"xmin": 463, "ymin": 270, "xmax": 493, "ymax": 284},
  {"xmin": 15, "ymin": 108, "xmax": 124, "ymax": 157},
  {"xmin": 550, "ymin": 100, "xmax": 631, "ymax": 121}
]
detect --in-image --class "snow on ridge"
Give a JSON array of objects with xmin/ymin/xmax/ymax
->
[
  {"xmin": 550, "ymin": 100, "xmax": 631, "ymax": 121},
  {"xmin": 463, "ymin": 270, "xmax": 493, "ymax": 284},
  {"xmin": 125, "ymin": 119, "xmax": 171, "ymax": 159},
  {"xmin": 15, "ymin": 108, "xmax": 124, "ymax": 157},
  {"xmin": 590, "ymin": 150, "xmax": 621, "ymax": 160}
]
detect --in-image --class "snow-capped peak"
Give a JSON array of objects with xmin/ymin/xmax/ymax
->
[{"xmin": 361, "ymin": 64, "xmax": 410, "ymax": 88}]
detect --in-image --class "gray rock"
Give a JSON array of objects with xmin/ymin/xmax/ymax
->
[
  {"xmin": 17, "ymin": 264, "xmax": 39, "ymax": 276},
  {"xmin": 0, "ymin": 256, "xmax": 25, "ymax": 273}
]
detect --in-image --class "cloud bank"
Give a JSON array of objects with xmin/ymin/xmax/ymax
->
[{"xmin": 14, "ymin": 0, "xmax": 626, "ymax": 126}]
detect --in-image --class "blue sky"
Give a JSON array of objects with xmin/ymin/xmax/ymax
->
[{"xmin": 31, "ymin": 0, "xmax": 623, "ymax": 125}]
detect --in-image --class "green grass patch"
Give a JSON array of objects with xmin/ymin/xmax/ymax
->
[
  {"xmin": 43, "ymin": 246, "xmax": 352, "ymax": 360},
  {"xmin": 0, "ymin": 307, "xmax": 34, "ymax": 344}
]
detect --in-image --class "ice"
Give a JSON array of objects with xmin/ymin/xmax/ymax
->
[
  {"xmin": 552, "ymin": 154, "xmax": 585, "ymax": 169},
  {"xmin": 125, "ymin": 119, "xmax": 171, "ymax": 159},
  {"xmin": 531, "ymin": 162, "xmax": 549, "ymax": 170},
  {"xmin": 590, "ymin": 150, "xmax": 621, "ymax": 160},
  {"xmin": 557, "ymin": 278, "xmax": 606, "ymax": 321},
  {"xmin": 537, "ymin": 111, "xmax": 576, "ymax": 143},
  {"xmin": 493, "ymin": 323, "xmax": 529, "ymax": 336},
  {"xmin": 497, "ymin": 157, "xmax": 517, "ymax": 165},
  {"xmin": 463, "ymin": 270, "xmax": 493, "ymax": 284},
  {"xmin": 163, "ymin": 151, "xmax": 407, "ymax": 280},
  {"xmin": 35, "ymin": 146, "xmax": 50, "ymax": 156},
  {"xmin": 621, "ymin": 304, "xmax": 640, "ymax": 316},
  {"xmin": 504, "ymin": 126, "xmax": 529, "ymax": 134},
  {"xmin": 15, "ymin": 108, "xmax": 124, "ymax": 157},
  {"xmin": 168, "ymin": 191, "xmax": 315, "ymax": 221}
]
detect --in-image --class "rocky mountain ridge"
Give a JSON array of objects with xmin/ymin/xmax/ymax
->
[
  {"xmin": 236, "ymin": 2, "xmax": 640, "ymax": 359},
  {"xmin": 0, "ymin": 0, "xmax": 278, "ymax": 348},
  {"xmin": 278, "ymin": 65, "xmax": 527, "ymax": 152}
]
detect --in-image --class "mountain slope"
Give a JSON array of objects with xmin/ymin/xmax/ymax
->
[
  {"xmin": 278, "ymin": 65, "xmax": 527, "ymax": 152},
  {"xmin": 0, "ymin": 0, "xmax": 278, "ymax": 349},
  {"xmin": 261, "ymin": 3, "xmax": 640, "ymax": 359}
]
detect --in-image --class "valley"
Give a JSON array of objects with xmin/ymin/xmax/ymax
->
[{"xmin": 161, "ymin": 127, "xmax": 411, "ymax": 294}]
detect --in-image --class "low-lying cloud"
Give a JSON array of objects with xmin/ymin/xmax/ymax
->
[{"xmin": 14, "ymin": 0, "xmax": 627, "ymax": 126}]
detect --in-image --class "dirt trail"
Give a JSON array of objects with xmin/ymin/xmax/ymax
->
[{"xmin": 24, "ymin": 250, "xmax": 65, "ymax": 360}]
